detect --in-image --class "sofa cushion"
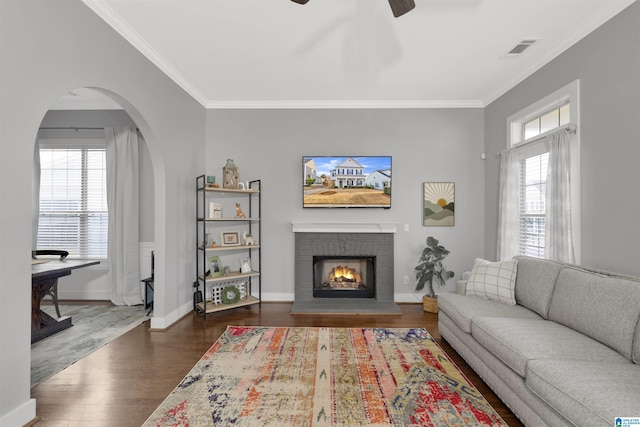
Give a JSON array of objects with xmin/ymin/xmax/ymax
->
[
  {"xmin": 471, "ymin": 317, "xmax": 630, "ymax": 377},
  {"xmin": 548, "ymin": 267, "xmax": 640, "ymax": 361},
  {"xmin": 437, "ymin": 293, "xmax": 542, "ymax": 333},
  {"xmin": 513, "ymin": 256, "xmax": 563, "ymax": 318},
  {"xmin": 527, "ymin": 360, "xmax": 640, "ymax": 427},
  {"xmin": 466, "ymin": 258, "xmax": 518, "ymax": 305}
]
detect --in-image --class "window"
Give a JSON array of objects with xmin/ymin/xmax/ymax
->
[
  {"xmin": 38, "ymin": 137, "xmax": 108, "ymax": 258},
  {"xmin": 507, "ymin": 80, "xmax": 581, "ymax": 261},
  {"xmin": 519, "ymin": 152, "xmax": 549, "ymax": 257}
]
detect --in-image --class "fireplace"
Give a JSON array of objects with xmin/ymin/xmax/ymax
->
[
  {"xmin": 313, "ymin": 256, "xmax": 375, "ymax": 298},
  {"xmin": 291, "ymin": 223, "xmax": 399, "ymax": 314}
]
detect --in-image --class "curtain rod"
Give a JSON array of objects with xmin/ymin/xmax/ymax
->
[{"xmin": 496, "ymin": 124, "xmax": 576, "ymax": 157}]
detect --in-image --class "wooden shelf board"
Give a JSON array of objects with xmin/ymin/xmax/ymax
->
[
  {"xmin": 198, "ymin": 271, "xmax": 260, "ymax": 284},
  {"xmin": 200, "ymin": 186, "xmax": 259, "ymax": 194},
  {"xmin": 198, "ymin": 244, "xmax": 260, "ymax": 252},
  {"xmin": 196, "ymin": 295, "xmax": 260, "ymax": 314}
]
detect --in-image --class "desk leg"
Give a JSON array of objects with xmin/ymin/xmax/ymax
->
[{"xmin": 32, "ymin": 273, "xmax": 73, "ymax": 343}]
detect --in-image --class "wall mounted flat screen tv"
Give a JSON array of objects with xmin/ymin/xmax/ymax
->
[{"xmin": 302, "ymin": 156, "xmax": 392, "ymax": 208}]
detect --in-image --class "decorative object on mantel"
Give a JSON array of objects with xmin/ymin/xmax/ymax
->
[
  {"xmin": 222, "ymin": 158, "xmax": 239, "ymax": 189},
  {"xmin": 415, "ymin": 236, "xmax": 455, "ymax": 313},
  {"xmin": 423, "ymin": 182, "xmax": 455, "ymax": 226}
]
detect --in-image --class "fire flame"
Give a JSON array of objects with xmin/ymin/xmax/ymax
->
[{"xmin": 328, "ymin": 266, "xmax": 361, "ymax": 283}]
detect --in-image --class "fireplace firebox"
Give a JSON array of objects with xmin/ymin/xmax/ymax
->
[{"xmin": 313, "ymin": 256, "xmax": 375, "ymax": 298}]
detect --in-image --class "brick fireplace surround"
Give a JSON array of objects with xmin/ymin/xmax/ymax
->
[{"xmin": 291, "ymin": 223, "xmax": 400, "ymax": 314}]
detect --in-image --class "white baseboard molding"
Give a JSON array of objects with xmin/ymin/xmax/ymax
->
[
  {"xmin": 260, "ymin": 292, "xmax": 294, "ymax": 302},
  {"xmin": 149, "ymin": 300, "xmax": 193, "ymax": 330},
  {"xmin": 0, "ymin": 398, "xmax": 35, "ymax": 427},
  {"xmin": 394, "ymin": 293, "xmax": 426, "ymax": 304}
]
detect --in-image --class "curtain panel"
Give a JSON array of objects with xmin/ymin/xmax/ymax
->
[
  {"xmin": 497, "ymin": 148, "xmax": 521, "ymax": 261},
  {"xmin": 106, "ymin": 127, "xmax": 142, "ymax": 306},
  {"xmin": 545, "ymin": 129, "xmax": 575, "ymax": 264}
]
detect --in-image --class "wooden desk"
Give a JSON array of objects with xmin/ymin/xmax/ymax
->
[{"xmin": 31, "ymin": 259, "xmax": 100, "ymax": 343}]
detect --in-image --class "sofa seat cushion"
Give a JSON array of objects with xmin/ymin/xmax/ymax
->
[
  {"xmin": 527, "ymin": 360, "xmax": 640, "ymax": 427},
  {"xmin": 437, "ymin": 293, "xmax": 543, "ymax": 333},
  {"xmin": 471, "ymin": 317, "xmax": 630, "ymax": 377}
]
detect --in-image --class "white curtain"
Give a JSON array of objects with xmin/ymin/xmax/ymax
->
[
  {"xmin": 32, "ymin": 141, "xmax": 41, "ymax": 250},
  {"xmin": 545, "ymin": 129, "xmax": 575, "ymax": 263},
  {"xmin": 497, "ymin": 147, "xmax": 521, "ymax": 261},
  {"xmin": 106, "ymin": 127, "xmax": 142, "ymax": 305}
]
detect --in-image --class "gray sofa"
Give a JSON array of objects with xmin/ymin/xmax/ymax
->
[{"xmin": 437, "ymin": 256, "xmax": 640, "ymax": 427}]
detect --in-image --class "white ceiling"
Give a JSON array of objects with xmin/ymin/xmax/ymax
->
[{"xmin": 78, "ymin": 0, "xmax": 635, "ymax": 109}]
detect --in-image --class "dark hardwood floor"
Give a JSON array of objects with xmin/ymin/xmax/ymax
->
[{"xmin": 31, "ymin": 302, "xmax": 524, "ymax": 426}]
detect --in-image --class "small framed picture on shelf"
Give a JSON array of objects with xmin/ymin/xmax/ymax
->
[
  {"xmin": 221, "ymin": 231, "xmax": 240, "ymax": 246},
  {"xmin": 240, "ymin": 258, "xmax": 252, "ymax": 274},
  {"xmin": 208, "ymin": 256, "xmax": 223, "ymax": 278}
]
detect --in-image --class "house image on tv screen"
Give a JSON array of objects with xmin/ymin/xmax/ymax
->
[{"xmin": 330, "ymin": 157, "xmax": 366, "ymax": 188}]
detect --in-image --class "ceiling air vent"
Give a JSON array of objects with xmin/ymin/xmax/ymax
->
[{"xmin": 507, "ymin": 39, "xmax": 539, "ymax": 55}]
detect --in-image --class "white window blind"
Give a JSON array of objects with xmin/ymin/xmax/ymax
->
[
  {"xmin": 38, "ymin": 141, "xmax": 108, "ymax": 258},
  {"xmin": 519, "ymin": 152, "xmax": 548, "ymax": 258}
]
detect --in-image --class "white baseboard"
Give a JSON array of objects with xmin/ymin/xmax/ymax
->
[
  {"xmin": 0, "ymin": 398, "xmax": 35, "ymax": 427},
  {"xmin": 149, "ymin": 300, "xmax": 192, "ymax": 330},
  {"xmin": 394, "ymin": 293, "xmax": 426, "ymax": 304},
  {"xmin": 260, "ymin": 292, "xmax": 294, "ymax": 302}
]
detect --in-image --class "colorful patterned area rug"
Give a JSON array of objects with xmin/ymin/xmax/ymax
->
[{"xmin": 143, "ymin": 326, "xmax": 506, "ymax": 426}]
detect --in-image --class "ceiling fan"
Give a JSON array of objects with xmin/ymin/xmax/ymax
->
[{"xmin": 291, "ymin": 0, "xmax": 416, "ymax": 18}]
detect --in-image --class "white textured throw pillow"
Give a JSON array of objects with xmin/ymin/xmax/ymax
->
[{"xmin": 466, "ymin": 258, "xmax": 518, "ymax": 305}]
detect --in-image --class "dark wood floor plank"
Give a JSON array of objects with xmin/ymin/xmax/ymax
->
[{"xmin": 31, "ymin": 303, "xmax": 524, "ymax": 426}]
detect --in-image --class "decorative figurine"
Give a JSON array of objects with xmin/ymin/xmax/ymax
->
[
  {"xmin": 222, "ymin": 159, "xmax": 238, "ymax": 189},
  {"xmin": 243, "ymin": 231, "xmax": 255, "ymax": 246},
  {"xmin": 235, "ymin": 202, "xmax": 246, "ymax": 218}
]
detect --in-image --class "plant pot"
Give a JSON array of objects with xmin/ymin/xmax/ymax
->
[{"xmin": 422, "ymin": 295, "xmax": 439, "ymax": 313}]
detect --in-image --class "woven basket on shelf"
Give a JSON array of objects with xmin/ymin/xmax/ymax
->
[{"xmin": 422, "ymin": 296, "xmax": 439, "ymax": 313}]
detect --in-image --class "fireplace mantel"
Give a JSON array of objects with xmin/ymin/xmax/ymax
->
[{"xmin": 292, "ymin": 222, "xmax": 397, "ymax": 233}]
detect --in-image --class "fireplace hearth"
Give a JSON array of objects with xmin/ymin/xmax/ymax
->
[{"xmin": 291, "ymin": 223, "xmax": 399, "ymax": 314}]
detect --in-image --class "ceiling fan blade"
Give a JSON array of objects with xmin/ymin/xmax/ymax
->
[
  {"xmin": 291, "ymin": 0, "xmax": 310, "ymax": 4},
  {"xmin": 388, "ymin": 0, "xmax": 415, "ymax": 17}
]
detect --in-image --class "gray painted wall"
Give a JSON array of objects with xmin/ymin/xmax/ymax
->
[
  {"xmin": 484, "ymin": 2, "xmax": 640, "ymax": 275},
  {"xmin": 206, "ymin": 108, "xmax": 486, "ymax": 301},
  {"xmin": 0, "ymin": 1, "xmax": 204, "ymax": 424}
]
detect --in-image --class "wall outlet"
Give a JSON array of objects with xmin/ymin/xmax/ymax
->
[
  {"xmin": 404, "ymin": 223, "xmax": 409, "ymax": 232},
  {"xmin": 403, "ymin": 276, "xmax": 409, "ymax": 284}
]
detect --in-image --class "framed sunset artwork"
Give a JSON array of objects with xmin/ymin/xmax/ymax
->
[{"xmin": 423, "ymin": 182, "xmax": 455, "ymax": 226}]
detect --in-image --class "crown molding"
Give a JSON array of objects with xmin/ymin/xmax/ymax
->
[
  {"xmin": 205, "ymin": 99, "xmax": 485, "ymax": 109},
  {"xmin": 81, "ymin": 0, "xmax": 209, "ymax": 108}
]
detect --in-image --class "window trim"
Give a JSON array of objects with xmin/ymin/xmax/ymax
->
[{"xmin": 506, "ymin": 80, "xmax": 581, "ymax": 263}]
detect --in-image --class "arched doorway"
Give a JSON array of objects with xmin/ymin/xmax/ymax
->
[{"xmin": 31, "ymin": 87, "xmax": 157, "ymax": 385}]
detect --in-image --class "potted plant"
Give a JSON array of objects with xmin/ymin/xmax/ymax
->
[{"xmin": 415, "ymin": 236, "xmax": 455, "ymax": 312}]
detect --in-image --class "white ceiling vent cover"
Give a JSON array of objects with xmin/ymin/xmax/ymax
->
[{"xmin": 506, "ymin": 39, "xmax": 539, "ymax": 56}]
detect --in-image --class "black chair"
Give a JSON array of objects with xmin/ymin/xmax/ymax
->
[
  {"xmin": 141, "ymin": 251, "xmax": 154, "ymax": 315},
  {"xmin": 32, "ymin": 250, "xmax": 69, "ymax": 318}
]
